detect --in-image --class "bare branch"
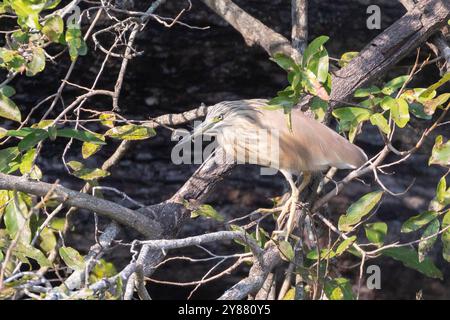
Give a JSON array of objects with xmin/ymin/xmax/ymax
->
[
  {"xmin": 291, "ymin": 0, "xmax": 308, "ymax": 61},
  {"xmin": 0, "ymin": 173, "xmax": 161, "ymax": 238},
  {"xmin": 200, "ymin": 0, "xmax": 292, "ymax": 57}
]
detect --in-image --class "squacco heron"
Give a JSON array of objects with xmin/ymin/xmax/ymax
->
[{"xmin": 179, "ymin": 99, "xmax": 367, "ymax": 237}]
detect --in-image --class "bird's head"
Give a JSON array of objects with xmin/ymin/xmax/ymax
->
[{"xmin": 179, "ymin": 99, "xmax": 265, "ymax": 143}]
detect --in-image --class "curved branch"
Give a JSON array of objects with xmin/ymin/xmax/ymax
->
[{"xmin": 0, "ymin": 173, "xmax": 161, "ymax": 238}]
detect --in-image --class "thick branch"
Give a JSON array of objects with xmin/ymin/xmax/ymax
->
[
  {"xmin": 399, "ymin": 0, "xmax": 450, "ymax": 73},
  {"xmin": 200, "ymin": 0, "xmax": 293, "ymax": 57},
  {"xmin": 330, "ymin": 0, "xmax": 450, "ymax": 108},
  {"xmin": 218, "ymin": 245, "xmax": 281, "ymax": 300},
  {"xmin": 0, "ymin": 173, "xmax": 161, "ymax": 238},
  {"xmin": 291, "ymin": 0, "xmax": 308, "ymax": 61}
]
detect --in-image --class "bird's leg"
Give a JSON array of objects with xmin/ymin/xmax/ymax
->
[
  {"xmin": 276, "ymin": 170, "xmax": 295, "ymax": 229},
  {"xmin": 285, "ymin": 172, "xmax": 311, "ymax": 238}
]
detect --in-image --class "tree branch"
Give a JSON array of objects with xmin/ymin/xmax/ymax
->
[
  {"xmin": 0, "ymin": 173, "xmax": 161, "ymax": 238},
  {"xmin": 200, "ymin": 0, "xmax": 293, "ymax": 57},
  {"xmin": 291, "ymin": 0, "xmax": 308, "ymax": 61}
]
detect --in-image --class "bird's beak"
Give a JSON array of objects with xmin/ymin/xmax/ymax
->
[{"xmin": 176, "ymin": 120, "xmax": 215, "ymax": 145}]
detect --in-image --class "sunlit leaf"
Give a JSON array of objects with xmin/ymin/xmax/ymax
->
[
  {"xmin": 338, "ymin": 51, "xmax": 358, "ymax": 68},
  {"xmin": 4, "ymin": 193, "xmax": 31, "ymax": 244},
  {"xmin": 335, "ymin": 236, "xmax": 357, "ymax": 256},
  {"xmin": 105, "ymin": 125, "xmax": 156, "ymax": 141},
  {"xmin": 429, "ymin": 135, "xmax": 450, "ymax": 166},
  {"xmin": 271, "ymin": 53, "xmax": 298, "ymax": 71},
  {"xmin": 191, "ymin": 204, "xmax": 224, "ymax": 222},
  {"xmin": 19, "ymin": 148, "xmax": 42, "ymax": 179},
  {"xmin": 422, "ymin": 93, "xmax": 450, "ymax": 116},
  {"xmin": 99, "ymin": 113, "xmax": 116, "ymax": 128},
  {"xmin": 26, "ymin": 47, "xmax": 46, "ymax": 76},
  {"xmin": 59, "ymin": 246, "xmax": 85, "ymax": 272},
  {"xmin": 278, "ymin": 241, "xmax": 294, "ymax": 261},
  {"xmin": 369, "ymin": 113, "xmax": 391, "ymax": 134},
  {"xmin": 338, "ymin": 191, "xmax": 383, "ymax": 232},
  {"xmin": 401, "ymin": 211, "xmax": 438, "ymax": 233},
  {"xmin": 67, "ymin": 161, "xmax": 110, "ymax": 181},
  {"xmin": 14, "ymin": 243, "xmax": 52, "ymax": 268},
  {"xmin": 0, "ymin": 93, "xmax": 21, "ymax": 122},
  {"xmin": 302, "ymin": 35, "xmax": 329, "ymax": 68},
  {"xmin": 420, "ymin": 73, "xmax": 450, "ymax": 99},
  {"xmin": 381, "ymin": 75, "xmax": 409, "ymax": 95},
  {"xmin": 42, "ymin": 15, "xmax": 64, "ymax": 43},
  {"xmin": 324, "ymin": 278, "xmax": 354, "ymax": 300},
  {"xmin": 364, "ymin": 222, "xmax": 387, "ymax": 246}
]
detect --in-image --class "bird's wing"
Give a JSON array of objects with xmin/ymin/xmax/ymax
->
[{"xmin": 255, "ymin": 107, "xmax": 367, "ymax": 172}]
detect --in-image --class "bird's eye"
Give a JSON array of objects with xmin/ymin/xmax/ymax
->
[{"xmin": 217, "ymin": 114, "xmax": 223, "ymax": 120}]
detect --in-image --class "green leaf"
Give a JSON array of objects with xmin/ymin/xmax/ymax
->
[
  {"xmin": 15, "ymin": 243, "xmax": 51, "ymax": 268},
  {"xmin": 354, "ymin": 85, "xmax": 381, "ymax": 98},
  {"xmin": 56, "ymin": 128, "xmax": 106, "ymax": 145},
  {"xmin": 10, "ymin": 0, "xmax": 45, "ymax": 29},
  {"xmin": 18, "ymin": 129, "xmax": 48, "ymax": 152},
  {"xmin": 338, "ymin": 191, "xmax": 383, "ymax": 232},
  {"xmin": 282, "ymin": 288, "xmax": 295, "ymax": 300},
  {"xmin": 278, "ymin": 241, "xmax": 295, "ymax": 261},
  {"xmin": 4, "ymin": 194, "xmax": 31, "ymax": 244},
  {"xmin": 436, "ymin": 176, "xmax": 447, "ymax": 203},
  {"xmin": 338, "ymin": 51, "xmax": 358, "ymax": 68},
  {"xmin": 429, "ymin": 135, "xmax": 450, "ymax": 166},
  {"xmin": 332, "ymin": 107, "xmax": 372, "ymax": 122},
  {"xmin": 301, "ymin": 69, "xmax": 330, "ymax": 101},
  {"xmin": 335, "ymin": 236, "xmax": 357, "ymax": 256},
  {"xmin": 271, "ymin": 53, "xmax": 297, "ymax": 71},
  {"xmin": 382, "ymin": 247, "xmax": 443, "ymax": 279},
  {"xmin": 105, "ymin": 125, "xmax": 156, "ymax": 141},
  {"xmin": 0, "ymin": 93, "xmax": 21, "ymax": 122},
  {"xmin": 364, "ymin": 222, "xmax": 387, "ymax": 246},
  {"xmin": 0, "ymin": 190, "xmax": 9, "ymax": 218},
  {"xmin": 99, "ymin": 113, "xmax": 116, "ymax": 128},
  {"xmin": 19, "ymin": 148, "xmax": 42, "ymax": 179},
  {"xmin": 0, "ymin": 85, "xmax": 16, "ymax": 98},
  {"xmin": 39, "ymin": 227, "xmax": 57, "ymax": 253},
  {"xmin": 391, "ymin": 98, "xmax": 410, "ymax": 128},
  {"xmin": 302, "ymin": 35, "xmax": 329, "ymax": 68},
  {"xmin": 420, "ymin": 72, "xmax": 450, "ymax": 99},
  {"xmin": 0, "ymin": 147, "xmax": 20, "ymax": 173},
  {"xmin": 67, "ymin": 161, "xmax": 110, "ymax": 181},
  {"xmin": 26, "ymin": 47, "xmax": 46, "ymax": 76},
  {"xmin": 418, "ymin": 219, "xmax": 440, "ymax": 262},
  {"xmin": 409, "ymin": 103, "xmax": 432, "ymax": 120},
  {"xmin": 65, "ymin": 26, "xmax": 87, "ymax": 61},
  {"xmin": 308, "ymin": 48, "xmax": 329, "ymax": 83},
  {"xmin": 422, "ymin": 93, "xmax": 450, "ymax": 116},
  {"xmin": 191, "ymin": 204, "xmax": 224, "ymax": 222},
  {"xmin": 442, "ymin": 210, "xmax": 450, "ymax": 262},
  {"xmin": 324, "ymin": 278, "xmax": 354, "ymax": 300},
  {"xmin": 306, "ymin": 248, "xmax": 336, "ymax": 260},
  {"xmin": 89, "ymin": 259, "xmax": 117, "ymax": 283},
  {"xmin": 401, "ymin": 211, "xmax": 438, "ymax": 233},
  {"xmin": 370, "ymin": 113, "xmax": 391, "ymax": 135},
  {"xmin": 59, "ymin": 246, "xmax": 85, "ymax": 272},
  {"xmin": 42, "ymin": 15, "xmax": 64, "ymax": 42},
  {"xmin": 381, "ymin": 75, "xmax": 409, "ymax": 95},
  {"xmin": 310, "ymin": 96, "xmax": 328, "ymax": 121}
]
